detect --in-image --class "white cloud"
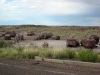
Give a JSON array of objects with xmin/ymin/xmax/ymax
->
[
  {"xmin": 0, "ymin": 0, "xmax": 99, "ymax": 25},
  {"xmin": 41, "ymin": 1, "xmax": 89, "ymax": 15},
  {"xmin": 0, "ymin": 0, "xmax": 90, "ymax": 14},
  {"xmin": 0, "ymin": 0, "xmax": 5, "ymax": 4}
]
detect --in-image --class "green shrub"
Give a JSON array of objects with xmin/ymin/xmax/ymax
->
[
  {"xmin": 22, "ymin": 52, "xmax": 39, "ymax": 59},
  {"xmin": 52, "ymin": 50, "xmax": 68, "ymax": 59},
  {"xmin": 6, "ymin": 52, "xmax": 18, "ymax": 59},
  {"xmin": 0, "ymin": 48, "xmax": 18, "ymax": 59},
  {"xmin": 21, "ymin": 48, "xmax": 39, "ymax": 59},
  {"xmin": 0, "ymin": 40, "xmax": 5, "ymax": 48},
  {"xmin": 39, "ymin": 49, "xmax": 53, "ymax": 58},
  {"xmin": 77, "ymin": 50, "xmax": 98, "ymax": 62},
  {"xmin": 0, "ymin": 40, "xmax": 13, "ymax": 48},
  {"xmin": 3, "ymin": 41, "xmax": 12, "ymax": 48},
  {"xmin": 0, "ymin": 50, "xmax": 2, "ymax": 53},
  {"xmin": 16, "ymin": 47, "xmax": 24, "ymax": 52},
  {"xmin": 66, "ymin": 49, "xmax": 76, "ymax": 59}
]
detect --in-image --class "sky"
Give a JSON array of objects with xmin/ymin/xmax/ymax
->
[{"xmin": 0, "ymin": 0, "xmax": 100, "ymax": 26}]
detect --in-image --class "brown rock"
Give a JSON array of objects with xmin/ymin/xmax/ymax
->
[
  {"xmin": 42, "ymin": 42, "xmax": 49, "ymax": 48},
  {"xmin": 27, "ymin": 32, "xmax": 35, "ymax": 36},
  {"xmin": 89, "ymin": 35, "xmax": 99, "ymax": 44},
  {"xmin": 40, "ymin": 32, "xmax": 53, "ymax": 39},
  {"xmin": 51, "ymin": 36, "xmax": 60, "ymax": 40},
  {"xmin": 3, "ymin": 34, "xmax": 11, "ymax": 40},
  {"xmin": 81, "ymin": 39, "xmax": 96, "ymax": 49},
  {"xmin": 67, "ymin": 38, "xmax": 79, "ymax": 47}
]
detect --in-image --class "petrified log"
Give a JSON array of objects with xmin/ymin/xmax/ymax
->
[
  {"xmin": 27, "ymin": 32, "xmax": 35, "ymax": 36},
  {"xmin": 33, "ymin": 36, "xmax": 42, "ymax": 40},
  {"xmin": 81, "ymin": 39, "xmax": 96, "ymax": 48},
  {"xmin": 89, "ymin": 35, "xmax": 99, "ymax": 44},
  {"xmin": 3, "ymin": 34, "xmax": 11, "ymax": 40},
  {"xmin": 40, "ymin": 32, "xmax": 53, "ymax": 39},
  {"xmin": 5, "ymin": 31, "xmax": 16, "ymax": 38},
  {"xmin": 15, "ymin": 34, "xmax": 24, "ymax": 42},
  {"xmin": 67, "ymin": 39, "xmax": 79, "ymax": 47},
  {"xmin": 42, "ymin": 42, "xmax": 49, "ymax": 48},
  {"xmin": 51, "ymin": 36, "xmax": 60, "ymax": 40}
]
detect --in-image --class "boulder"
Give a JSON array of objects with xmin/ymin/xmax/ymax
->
[
  {"xmin": 89, "ymin": 35, "xmax": 99, "ymax": 44},
  {"xmin": 5, "ymin": 31, "xmax": 16, "ymax": 38},
  {"xmin": 15, "ymin": 34, "xmax": 24, "ymax": 42},
  {"xmin": 33, "ymin": 36, "xmax": 42, "ymax": 40},
  {"xmin": 40, "ymin": 32, "xmax": 53, "ymax": 39},
  {"xmin": 3, "ymin": 34, "xmax": 11, "ymax": 40},
  {"xmin": 42, "ymin": 42, "xmax": 49, "ymax": 48},
  {"xmin": 67, "ymin": 39, "xmax": 79, "ymax": 47},
  {"xmin": 10, "ymin": 31, "xmax": 16, "ymax": 38},
  {"xmin": 51, "ymin": 36, "xmax": 60, "ymax": 40},
  {"xmin": 0, "ymin": 32, "xmax": 5, "ymax": 37},
  {"xmin": 81, "ymin": 39, "xmax": 96, "ymax": 49},
  {"xmin": 27, "ymin": 32, "xmax": 35, "ymax": 36}
]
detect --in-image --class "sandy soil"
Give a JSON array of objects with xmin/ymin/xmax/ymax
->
[{"xmin": 13, "ymin": 40, "xmax": 100, "ymax": 52}]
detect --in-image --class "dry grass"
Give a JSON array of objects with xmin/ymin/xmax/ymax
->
[{"xmin": 1, "ymin": 26, "xmax": 100, "ymax": 38}]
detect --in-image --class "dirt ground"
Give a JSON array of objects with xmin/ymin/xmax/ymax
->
[
  {"xmin": 13, "ymin": 39, "xmax": 100, "ymax": 52},
  {"xmin": 0, "ymin": 58, "xmax": 100, "ymax": 75}
]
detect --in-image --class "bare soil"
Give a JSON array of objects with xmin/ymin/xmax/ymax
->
[
  {"xmin": 14, "ymin": 39, "xmax": 100, "ymax": 52},
  {"xmin": 0, "ymin": 58, "xmax": 100, "ymax": 75}
]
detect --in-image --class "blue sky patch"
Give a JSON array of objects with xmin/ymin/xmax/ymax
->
[{"xmin": 4, "ymin": 0, "xmax": 13, "ymax": 3}]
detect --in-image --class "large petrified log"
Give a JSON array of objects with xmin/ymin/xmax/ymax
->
[
  {"xmin": 81, "ymin": 39, "xmax": 96, "ymax": 48},
  {"xmin": 5, "ymin": 31, "xmax": 16, "ymax": 38},
  {"xmin": 40, "ymin": 32, "xmax": 53, "ymax": 39},
  {"xmin": 3, "ymin": 34, "xmax": 11, "ymax": 40},
  {"xmin": 67, "ymin": 38, "xmax": 79, "ymax": 47},
  {"xmin": 89, "ymin": 35, "xmax": 99, "ymax": 44}
]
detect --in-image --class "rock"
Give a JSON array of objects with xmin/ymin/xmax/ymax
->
[
  {"xmin": 3, "ymin": 34, "xmax": 11, "ymax": 40},
  {"xmin": 15, "ymin": 34, "xmax": 24, "ymax": 42},
  {"xmin": 81, "ymin": 39, "xmax": 96, "ymax": 49},
  {"xmin": 27, "ymin": 32, "xmax": 35, "ymax": 36},
  {"xmin": 40, "ymin": 32, "xmax": 53, "ymax": 39},
  {"xmin": 33, "ymin": 36, "xmax": 42, "ymax": 40},
  {"xmin": 67, "ymin": 38, "xmax": 79, "ymax": 47},
  {"xmin": 42, "ymin": 42, "xmax": 49, "ymax": 48},
  {"xmin": 51, "ymin": 36, "xmax": 60, "ymax": 40},
  {"xmin": 5, "ymin": 31, "xmax": 16, "ymax": 38},
  {"xmin": 89, "ymin": 35, "xmax": 99, "ymax": 44}
]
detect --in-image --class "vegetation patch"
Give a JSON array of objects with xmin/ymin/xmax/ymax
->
[
  {"xmin": 77, "ymin": 50, "xmax": 98, "ymax": 62},
  {"xmin": 0, "ymin": 40, "xmax": 13, "ymax": 48},
  {"xmin": 66, "ymin": 49, "xmax": 76, "ymax": 59},
  {"xmin": 0, "ymin": 46, "xmax": 99, "ymax": 63},
  {"xmin": 21, "ymin": 47, "xmax": 39, "ymax": 59},
  {"xmin": 52, "ymin": 50, "xmax": 68, "ymax": 59},
  {"xmin": 38, "ymin": 49, "xmax": 53, "ymax": 58}
]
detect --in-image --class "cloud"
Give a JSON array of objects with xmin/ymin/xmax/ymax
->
[
  {"xmin": 0, "ymin": 0, "xmax": 100, "ymax": 26},
  {"xmin": 0, "ymin": 0, "xmax": 90, "ymax": 19},
  {"xmin": 0, "ymin": 0, "xmax": 91, "ymax": 14},
  {"xmin": 0, "ymin": 0, "xmax": 5, "ymax": 4}
]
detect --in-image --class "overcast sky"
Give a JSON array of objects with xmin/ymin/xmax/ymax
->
[{"xmin": 0, "ymin": 0, "xmax": 100, "ymax": 26}]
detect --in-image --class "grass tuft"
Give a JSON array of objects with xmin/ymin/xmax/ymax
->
[
  {"xmin": 77, "ymin": 50, "xmax": 98, "ymax": 62},
  {"xmin": 66, "ymin": 49, "xmax": 76, "ymax": 59}
]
